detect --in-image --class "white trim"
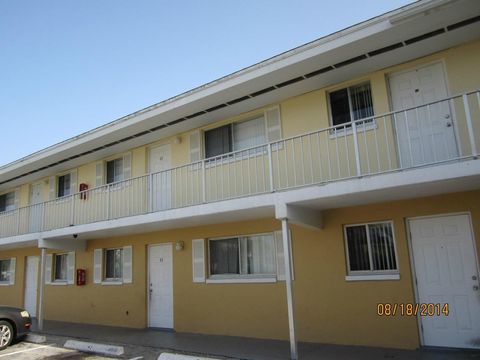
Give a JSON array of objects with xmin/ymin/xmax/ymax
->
[
  {"xmin": 345, "ymin": 274, "xmax": 400, "ymax": 281},
  {"xmin": 206, "ymin": 276, "xmax": 276, "ymax": 284},
  {"xmin": 100, "ymin": 281, "xmax": 123, "ymax": 286},
  {"xmin": 0, "ymin": 282, "xmax": 11, "ymax": 286},
  {"xmin": 49, "ymin": 281, "xmax": 68, "ymax": 286},
  {"xmin": 343, "ymin": 220, "xmax": 399, "ymax": 275}
]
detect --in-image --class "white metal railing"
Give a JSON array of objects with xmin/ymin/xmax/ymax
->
[{"xmin": 0, "ymin": 89, "xmax": 479, "ymax": 239}]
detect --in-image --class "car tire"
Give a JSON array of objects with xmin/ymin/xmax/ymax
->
[{"xmin": 0, "ymin": 320, "xmax": 14, "ymax": 350}]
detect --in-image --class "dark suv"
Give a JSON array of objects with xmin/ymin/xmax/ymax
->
[{"xmin": 0, "ymin": 306, "xmax": 31, "ymax": 350}]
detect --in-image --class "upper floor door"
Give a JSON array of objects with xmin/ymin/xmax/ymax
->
[
  {"xmin": 149, "ymin": 144, "xmax": 172, "ymax": 211},
  {"xmin": 29, "ymin": 182, "xmax": 43, "ymax": 232},
  {"xmin": 389, "ymin": 62, "xmax": 458, "ymax": 168}
]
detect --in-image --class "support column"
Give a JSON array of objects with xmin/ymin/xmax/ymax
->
[
  {"xmin": 281, "ymin": 218, "xmax": 297, "ymax": 360},
  {"xmin": 38, "ymin": 247, "xmax": 46, "ymax": 331}
]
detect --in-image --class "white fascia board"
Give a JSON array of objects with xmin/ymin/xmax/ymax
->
[{"xmin": 19, "ymin": 160, "xmax": 479, "ymax": 244}]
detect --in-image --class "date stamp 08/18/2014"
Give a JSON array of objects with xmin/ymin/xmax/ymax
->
[{"xmin": 377, "ymin": 303, "xmax": 449, "ymax": 317}]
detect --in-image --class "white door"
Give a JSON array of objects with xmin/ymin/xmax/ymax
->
[
  {"xmin": 149, "ymin": 144, "xmax": 172, "ymax": 211},
  {"xmin": 148, "ymin": 244, "xmax": 173, "ymax": 328},
  {"xmin": 24, "ymin": 256, "xmax": 39, "ymax": 317},
  {"xmin": 389, "ymin": 62, "xmax": 458, "ymax": 168},
  {"xmin": 29, "ymin": 182, "xmax": 43, "ymax": 232},
  {"xmin": 409, "ymin": 214, "xmax": 480, "ymax": 349}
]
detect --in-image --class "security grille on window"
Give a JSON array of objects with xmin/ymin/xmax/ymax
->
[
  {"xmin": 105, "ymin": 248, "xmax": 123, "ymax": 280},
  {"xmin": 344, "ymin": 222, "xmax": 398, "ymax": 275},
  {"xmin": 329, "ymin": 82, "xmax": 374, "ymax": 127},
  {"xmin": 106, "ymin": 158, "xmax": 124, "ymax": 184},
  {"xmin": 204, "ymin": 116, "xmax": 267, "ymax": 159},
  {"xmin": 54, "ymin": 254, "xmax": 68, "ymax": 281},
  {"xmin": 57, "ymin": 174, "xmax": 71, "ymax": 198},
  {"xmin": 0, "ymin": 192, "xmax": 15, "ymax": 213},
  {"xmin": 0, "ymin": 259, "xmax": 11, "ymax": 282},
  {"xmin": 209, "ymin": 233, "xmax": 276, "ymax": 277}
]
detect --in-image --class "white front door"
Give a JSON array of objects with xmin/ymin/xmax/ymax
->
[
  {"xmin": 29, "ymin": 182, "xmax": 43, "ymax": 232},
  {"xmin": 24, "ymin": 256, "xmax": 39, "ymax": 317},
  {"xmin": 148, "ymin": 244, "xmax": 173, "ymax": 328},
  {"xmin": 149, "ymin": 144, "xmax": 172, "ymax": 211},
  {"xmin": 389, "ymin": 62, "xmax": 458, "ymax": 168},
  {"xmin": 409, "ymin": 214, "xmax": 480, "ymax": 349}
]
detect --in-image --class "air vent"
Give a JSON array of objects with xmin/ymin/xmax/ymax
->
[
  {"xmin": 168, "ymin": 118, "xmax": 188, "ymax": 125},
  {"xmin": 227, "ymin": 95, "xmax": 251, "ymax": 105},
  {"xmin": 276, "ymin": 76, "xmax": 305, "ymax": 88},
  {"xmin": 304, "ymin": 66, "xmax": 334, "ymax": 78},
  {"xmin": 185, "ymin": 111, "xmax": 206, "ymax": 120},
  {"xmin": 149, "ymin": 124, "xmax": 168, "ymax": 132},
  {"xmin": 250, "ymin": 86, "xmax": 276, "ymax": 97},
  {"xmin": 447, "ymin": 15, "xmax": 480, "ymax": 31},
  {"xmin": 405, "ymin": 28, "xmax": 445, "ymax": 45},
  {"xmin": 368, "ymin": 42, "xmax": 404, "ymax": 57},
  {"xmin": 205, "ymin": 104, "xmax": 227, "ymax": 112},
  {"xmin": 334, "ymin": 55, "xmax": 368, "ymax": 68}
]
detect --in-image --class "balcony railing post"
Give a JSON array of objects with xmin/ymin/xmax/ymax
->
[
  {"xmin": 352, "ymin": 121, "xmax": 362, "ymax": 176},
  {"xmin": 202, "ymin": 160, "xmax": 206, "ymax": 203},
  {"xmin": 149, "ymin": 173, "xmax": 154, "ymax": 213},
  {"xmin": 463, "ymin": 93, "xmax": 478, "ymax": 158},
  {"xmin": 268, "ymin": 143, "xmax": 275, "ymax": 192}
]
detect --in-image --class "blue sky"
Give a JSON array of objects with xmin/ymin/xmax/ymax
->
[{"xmin": 0, "ymin": 0, "xmax": 413, "ymax": 167}]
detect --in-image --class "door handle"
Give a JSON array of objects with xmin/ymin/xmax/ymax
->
[
  {"xmin": 444, "ymin": 114, "xmax": 450, "ymax": 119},
  {"xmin": 149, "ymin": 286, "xmax": 153, "ymax": 299},
  {"xmin": 446, "ymin": 122, "xmax": 452, "ymax": 128},
  {"xmin": 474, "ymin": 285, "xmax": 479, "ymax": 291}
]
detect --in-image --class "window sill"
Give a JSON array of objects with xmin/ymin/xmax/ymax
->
[
  {"xmin": 206, "ymin": 276, "xmax": 277, "ymax": 284},
  {"xmin": 0, "ymin": 282, "xmax": 12, "ymax": 286},
  {"xmin": 50, "ymin": 281, "xmax": 68, "ymax": 286},
  {"xmin": 204, "ymin": 148, "xmax": 268, "ymax": 169},
  {"xmin": 345, "ymin": 274, "xmax": 400, "ymax": 281},
  {"xmin": 101, "ymin": 280, "xmax": 123, "ymax": 285},
  {"xmin": 328, "ymin": 121, "xmax": 377, "ymax": 139}
]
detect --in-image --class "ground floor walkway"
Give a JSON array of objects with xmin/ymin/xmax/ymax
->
[{"xmin": 30, "ymin": 320, "xmax": 480, "ymax": 360}]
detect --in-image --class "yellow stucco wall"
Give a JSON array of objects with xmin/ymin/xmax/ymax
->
[
  {"xmin": 1, "ymin": 190, "xmax": 479, "ymax": 349},
  {"xmin": 2, "ymin": 38, "xmax": 479, "ymax": 207}
]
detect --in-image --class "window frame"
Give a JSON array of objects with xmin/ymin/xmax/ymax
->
[
  {"xmin": 53, "ymin": 253, "xmax": 68, "ymax": 283},
  {"xmin": 207, "ymin": 232, "xmax": 277, "ymax": 282},
  {"xmin": 0, "ymin": 258, "xmax": 11, "ymax": 284},
  {"xmin": 105, "ymin": 158, "xmax": 124, "ymax": 185},
  {"xmin": 0, "ymin": 191, "xmax": 15, "ymax": 213},
  {"xmin": 327, "ymin": 81, "xmax": 377, "ymax": 136},
  {"xmin": 103, "ymin": 247, "xmax": 123, "ymax": 282},
  {"xmin": 343, "ymin": 220, "xmax": 400, "ymax": 280},
  {"xmin": 203, "ymin": 114, "xmax": 268, "ymax": 160},
  {"xmin": 57, "ymin": 173, "xmax": 71, "ymax": 198}
]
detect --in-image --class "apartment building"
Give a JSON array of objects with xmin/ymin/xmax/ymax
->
[{"xmin": 1, "ymin": 1, "xmax": 479, "ymax": 357}]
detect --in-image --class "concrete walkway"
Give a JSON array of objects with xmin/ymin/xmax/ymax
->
[{"xmin": 31, "ymin": 320, "xmax": 480, "ymax": 360}]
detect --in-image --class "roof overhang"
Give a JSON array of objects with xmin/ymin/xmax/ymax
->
[{"xmin": 1, "ymin": 0, "xmax": 479, "ymax": 192}]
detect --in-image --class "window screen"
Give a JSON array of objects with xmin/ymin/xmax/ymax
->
[
  {"xmin": 0, "ymin": 192, "xmax": 15, "ymax": 213},
  {"xmin": 0, "ymin": 259, "xmax": 11, "ymax": 282},
  {"xmin": 105, "ymin": 248, "xmax": 123, "ymax": 279},
  {"xmin": 58, "ymin": 174, "xmax": 71, "ymax": 198},
  {"xmin": 54, "ymin": 254, "xmax": 68, "ymax": 281},
  {"xmin": 106, "ymin": 158, "xmax": 124, "ymax": 184}
]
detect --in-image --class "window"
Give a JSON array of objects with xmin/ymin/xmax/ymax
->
[
  {"xmin": 209, "ymin": 233, "xmax": 276, "ymax": 278},
  {"xmin": 104, "ymin": 248, "xmax": 123, "ymax": 281},
  {"xmin": 57, "ymin": 174, "xmax": 71, "ymax": 198},
  {"xmin": 204, "ymin": 116, "xmax": 266, "ymax": 158},
  {"xmin": 54, "ymin": 254, "xmax": 68, "ymax": 281},
  {"xmin": 344, "ymin": 222, "xmax": 398, "ymax": 276},
  {"xmin": 0, "ymin": 259, "xmax": 11, "ymax": 282},
  {"xmin": 0, "ymin": 192, "xmax": 15, "ymax": 213},
  {"xmin": 106, "ymin": 158, "xmax": 124, "ymax": 184},
  {"xmin": 329, "ymin": 82, "xmax": 374, "ymax": 127}
]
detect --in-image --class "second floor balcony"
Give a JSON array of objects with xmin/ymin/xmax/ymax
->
[{"xmin": 1, "ymin": 89, "xmax": 479, "ymax": 240}]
